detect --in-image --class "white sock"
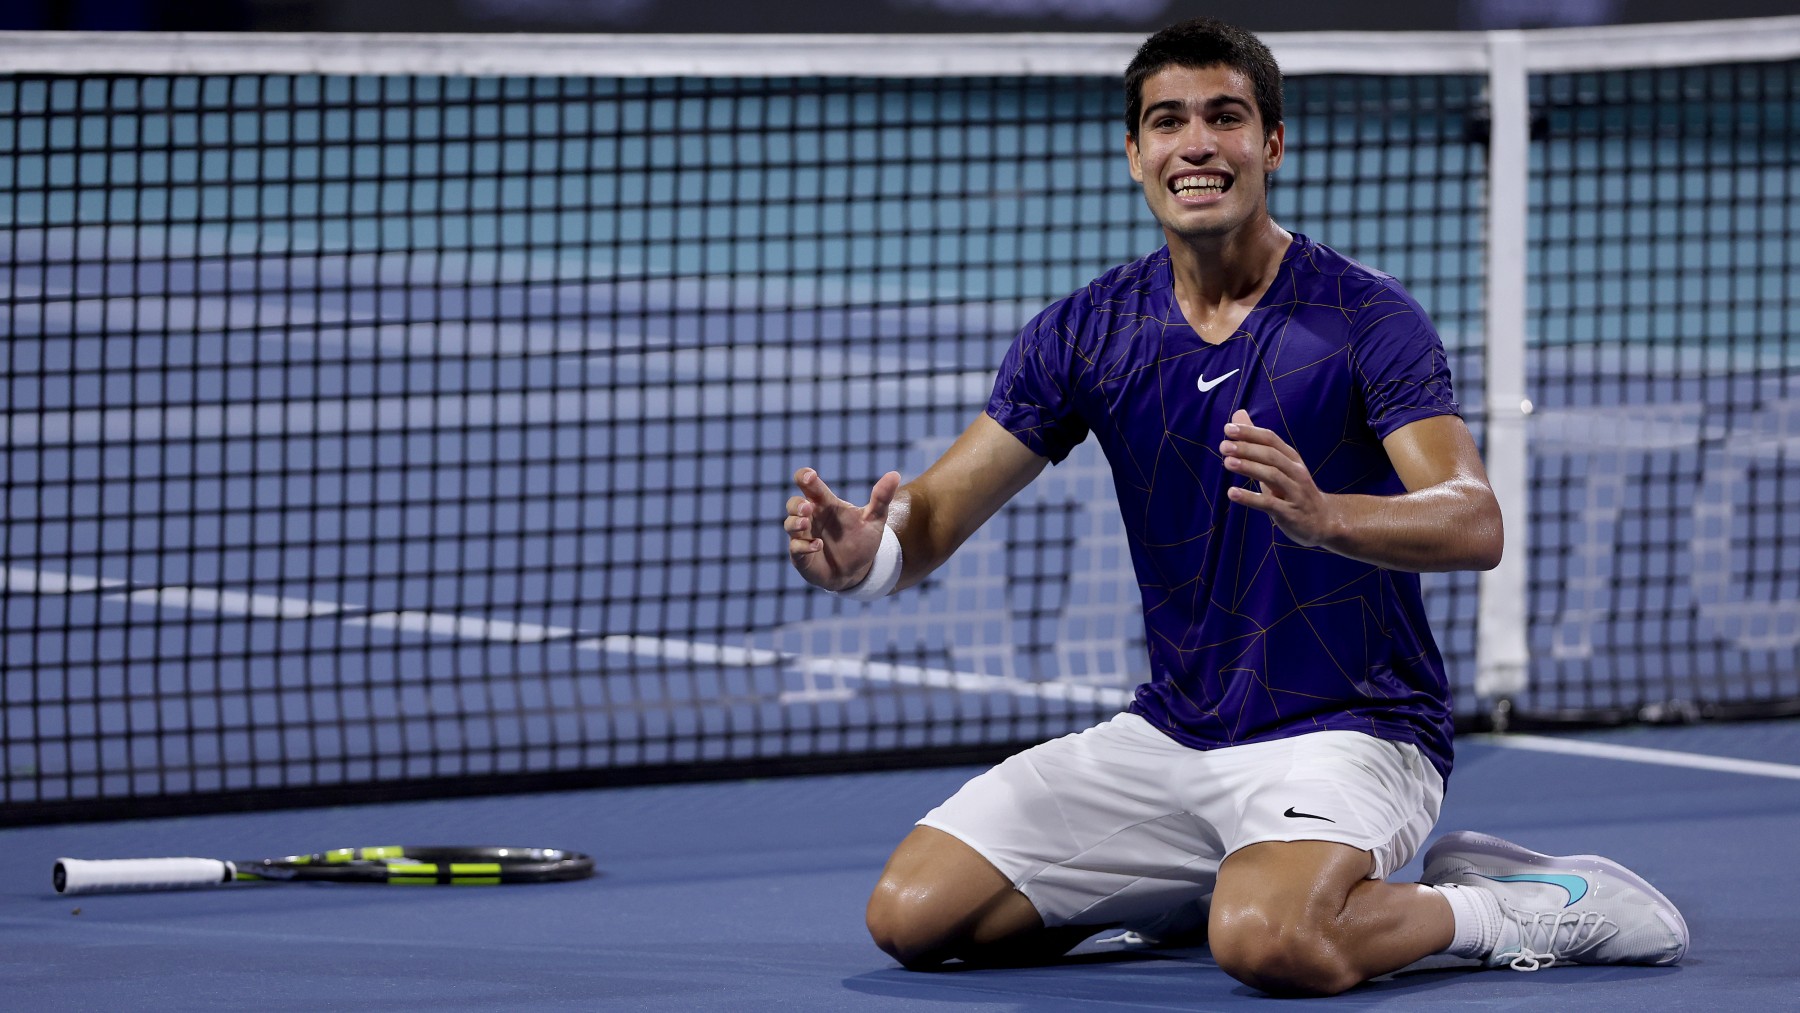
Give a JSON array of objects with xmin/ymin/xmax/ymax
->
[{"xmin": 1432, "ymin": 883, "xmax": 1503, "ymax": 959}]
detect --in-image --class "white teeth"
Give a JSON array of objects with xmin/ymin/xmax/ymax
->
[{"xmin": 1173, "ymin": 177, "xmax": 1226, "ymax": 196}]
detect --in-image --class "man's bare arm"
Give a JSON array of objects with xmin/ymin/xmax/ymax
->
[
  {"xmin": 886, "ymin": 413, "xmax": 1048, "ymax": 590},
  {"xmin": 785, "ymin": 413, "xmax": 1048, "ymax": 593},
  {"xmin": 1219, "ymin": 410, "xmax": 1502, "ymax": 573}
]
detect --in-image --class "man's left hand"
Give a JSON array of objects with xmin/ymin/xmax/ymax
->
[{"xmin": 1219, "ymin": 409, "xmax": 1340, "ymax": 548}]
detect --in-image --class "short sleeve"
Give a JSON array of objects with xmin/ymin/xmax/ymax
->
[
  {"xmin": 985, "ymin": 297, "xmax": 1092, "ymax": 463},
  {"xmin": 1349, "ymin": 280, "xmax": 1461, "ymax": 439}
]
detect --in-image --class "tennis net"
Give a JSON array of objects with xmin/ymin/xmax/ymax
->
[{"xmin": 2, "ymin": 22, "xmax": 1796, "ymax": 822}]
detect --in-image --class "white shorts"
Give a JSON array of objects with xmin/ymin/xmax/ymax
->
[{"xmin": 917, "ymin": 713, "xmax": 1444, "ymax": 935}]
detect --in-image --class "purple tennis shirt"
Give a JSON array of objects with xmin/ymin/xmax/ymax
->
[{"xmin": 986, "ymin": 234, "xmax": 1461, "ymax": 782}]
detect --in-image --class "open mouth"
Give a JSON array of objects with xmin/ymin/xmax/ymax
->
[{"xmin": 1170, "ymin": 175, "xmax": 1230, "ymax": 199}]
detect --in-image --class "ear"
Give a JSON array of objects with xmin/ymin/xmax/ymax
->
[
  {"xmin": 1264, "ymin": 121, "xmax": 1285, "ymax": 174},
  {"xmin": 1126, "ymin": 130, "xmax": 1144, "ymax": 184}
]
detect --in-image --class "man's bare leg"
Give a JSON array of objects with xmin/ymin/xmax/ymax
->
[
  {"xmin": 866, "ymin": 826, "xmax": 1100, "ymax": 968},
  {"xmin": 1207, "ymin": 840, "xmax": 1455, "ymax": 996}
]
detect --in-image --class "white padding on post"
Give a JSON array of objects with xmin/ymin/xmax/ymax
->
[{"xmin": 55, "ymin": 857, "xmax": 234, "ymax": 895}]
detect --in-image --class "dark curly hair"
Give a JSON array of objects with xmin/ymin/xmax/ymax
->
[{"xmin": 1124, "ymin": 18, "xmax": 1283, "ymax": 138}]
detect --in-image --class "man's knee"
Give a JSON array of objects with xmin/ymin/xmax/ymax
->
[
  {"xmin": 1207, "ymin": 840, "xmax": 1379, "ymax": 995},
  {"xmin": 865, "ymin": 874, "xmax": 953, "ymax": 968},
  {"xmin": 1209, "ymin": 902, "xmax": 1362, "ymax": 997},
  {"xmin": 865, "ymin": 826, "xmax": 1034, "ymax": 968}
]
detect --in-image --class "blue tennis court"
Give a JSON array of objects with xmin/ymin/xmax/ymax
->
[{"xmin": 4, "ymin": 721, "xmax": 1798, "ymax": 1010}]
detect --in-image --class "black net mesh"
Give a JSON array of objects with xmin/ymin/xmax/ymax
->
[
  {"xmin": 1, "ymin": 58, "xmax": 1790, "ymax": 823},
  {"xmin": 1525, "ymin": 61, "xmax": 1800, "ymax": 722}
]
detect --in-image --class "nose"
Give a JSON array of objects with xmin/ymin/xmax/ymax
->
[{"xmin": 1177, "ymin": 120, "xmax": 1218, "ymax": 163}]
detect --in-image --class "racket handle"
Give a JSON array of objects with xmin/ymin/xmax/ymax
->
[{"xmin": 55, "ymin": 857, "xmax": 235, "ymax": 895}]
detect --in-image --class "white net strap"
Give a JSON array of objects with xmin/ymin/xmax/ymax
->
[{"xmin": 0, "ymin": 18, "xmax": 1794, "ymax": 78}]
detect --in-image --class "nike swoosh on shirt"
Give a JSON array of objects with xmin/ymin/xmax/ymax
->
[
  {"xmin": 1478, "ymin": 872, "xmax": 1591, "ymax": 907},
  {"xmin": 1196, "ymin": 369, "xmax": 1239, "ymax": 393},
  {"xmin": 1283, "ymin": 807, "xmax": 1335, "ymax": 822}
]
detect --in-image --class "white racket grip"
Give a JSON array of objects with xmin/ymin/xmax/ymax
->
[{"xmin": 55, "ymin": 857, "xmax": 236, "ymax": 895}]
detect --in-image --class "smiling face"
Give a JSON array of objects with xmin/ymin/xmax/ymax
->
[{"xmin": 1126, "ymin": 63, "xmax": 1284, "ymax": 245}]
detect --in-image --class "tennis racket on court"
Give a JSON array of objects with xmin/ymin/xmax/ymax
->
[{"xmin": 54, "ymin": 845, "xmax": 595, "ymax": 895}]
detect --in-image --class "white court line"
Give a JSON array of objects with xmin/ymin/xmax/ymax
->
[
  {"xmin": 11, "ymin": 568, "xmax": 1784, "ymax": 737},
  {"xmin": 3, "ymin": 567, "xmax": 130, "ymax": 594},
  {"xmin": 1472, "ymin": 732, "xmax": 1800, "ymax": 781},
  {"xmin": 8, "ymin": 565, "xmax": 1121, "ymax": 705},
  {"xmin": 797, "ymin": 657, "xmax": 1132, "ymax": 708}
]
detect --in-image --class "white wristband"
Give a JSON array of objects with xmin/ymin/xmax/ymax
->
[{"xmin": 834, "ymin": 524, "xmax": 903, "ymax": 603}]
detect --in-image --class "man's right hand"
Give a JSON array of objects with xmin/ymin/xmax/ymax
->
[{"xmin": 785, "ymin": 468, "xmax": 903, "ymax": 592}]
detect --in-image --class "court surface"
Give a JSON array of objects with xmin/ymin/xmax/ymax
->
[{"xmin": 3, "ymin": 719, "xmax": 1797, "ymax": 1011}]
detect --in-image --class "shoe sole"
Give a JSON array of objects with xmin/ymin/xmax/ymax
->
[{"xmin": 1423, "ymin": 830, "xmax": 1690, "ymax": 965}]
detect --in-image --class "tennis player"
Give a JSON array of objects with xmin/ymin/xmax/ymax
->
[{"xmin": 783, "ymin": 18, "xmax": 1687, "ymax": 996}]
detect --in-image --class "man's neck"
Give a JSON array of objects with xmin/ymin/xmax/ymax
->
[
  {"xmin": 1166, "ymin": 215, "xmax": 1296, "ymax": 307},
  {"xmin": 1166, "ymin": 217, "xmax": 1292, "ymax": 341}
]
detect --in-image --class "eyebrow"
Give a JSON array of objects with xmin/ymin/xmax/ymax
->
[{"xmin": 1140, "ymin": 94, "xmax": 1255, "ymax": 124}]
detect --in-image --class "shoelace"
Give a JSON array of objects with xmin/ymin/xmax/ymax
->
[
  {"xmin": 1499, "ymin": 909, "xmax": 1616, "ymax": 972},
  {"xmin": 1505, "ymin": 947, "xmax": 1555, "ymax": 972}
]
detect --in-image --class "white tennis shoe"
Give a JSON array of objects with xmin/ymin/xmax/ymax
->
[{"xmin": 1421, "ymin": 831, "xmax": 1689, "ymax": 972}]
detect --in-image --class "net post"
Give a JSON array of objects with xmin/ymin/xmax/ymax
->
[{"xmin": 1475, "ymin": 30, "xmax": 1531, "ymax": 716}]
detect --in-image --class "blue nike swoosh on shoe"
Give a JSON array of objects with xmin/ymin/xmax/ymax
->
[{"xmin": 1478, "ymin": 872, "xmax": 1590, "ymax": 907}]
